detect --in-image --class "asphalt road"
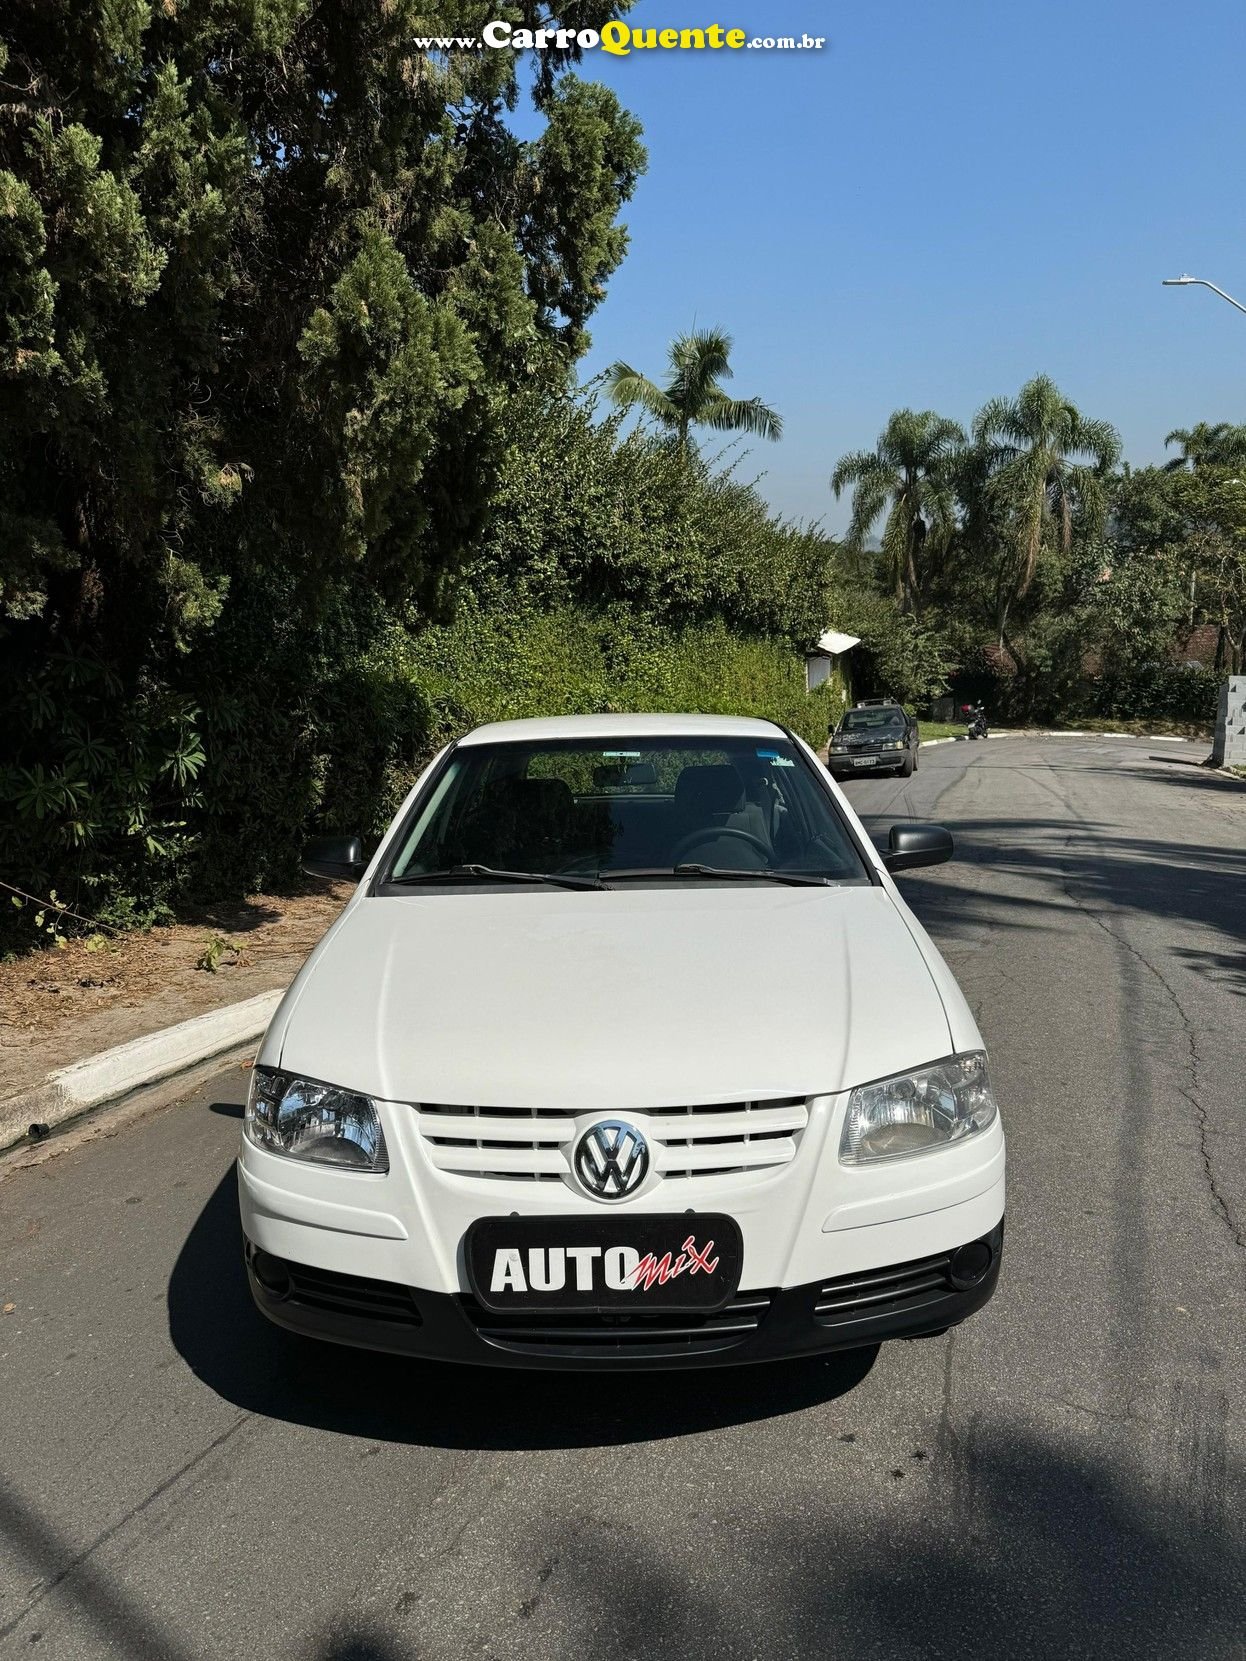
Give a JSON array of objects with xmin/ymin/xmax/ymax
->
[{"xmin": 2, "ymin": 736, "xmax": 1244, "ymax": 1660}]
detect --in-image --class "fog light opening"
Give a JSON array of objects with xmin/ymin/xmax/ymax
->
[
  {"xmin": 251, "ymin": 1249, "xmax": 292, "ymax": 1299},
  {"xmin": 948, "ymin": 1239, "xmax": 993, "ymax": 1290}
]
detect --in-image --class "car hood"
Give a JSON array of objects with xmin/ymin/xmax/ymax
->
[{"xmin": 273, "ymin": 885, "xmax": 953, "ymax": 1109}]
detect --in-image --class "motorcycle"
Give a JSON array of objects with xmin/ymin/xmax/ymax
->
[{"xmin": 962, "ymin": 702, "xmax": 989, "ymax": 740}]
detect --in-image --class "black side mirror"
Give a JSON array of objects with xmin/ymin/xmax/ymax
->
[
  {"xmin": 882, "ymin": 822, "xmax": 954, "ymax": 873},
  {"xmin": 302, "ymin": 835, "xmax": 365, "ymax": 882}
]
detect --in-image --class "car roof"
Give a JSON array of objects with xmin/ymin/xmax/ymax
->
[{"xmin": 459, "ymin": 713, "xmax": 789, "ymax": 747}]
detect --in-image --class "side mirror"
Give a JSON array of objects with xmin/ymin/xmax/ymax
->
[
  {"xmin": 882, "ymin": 822, "xmax": 954, "ymax": 873},
  {"xmin": 302, "ymin": 835, "xmax": 365, "ymax": 882}
]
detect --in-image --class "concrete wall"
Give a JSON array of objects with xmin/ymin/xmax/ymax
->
[{"xmin": 1212, "ymin": 677, "xmax": 1246, "ymax": 766}]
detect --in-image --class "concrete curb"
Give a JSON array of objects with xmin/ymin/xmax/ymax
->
[
  {"xmin": 0, "ymin": 988, "xmax": 281, "ymax": 1152},
  {"xmin": 919, "ymin": 730, "xmax": 1196, "ymax": 748}
]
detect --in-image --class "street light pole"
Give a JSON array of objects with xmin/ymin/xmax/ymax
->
[
  {"xmin": 1162, "ymin": 274, "xmax": 1246, "ymax": 316},
  {"xmin": 1163, "ymin": 273, "xmax": 1246, "ymax": 767}
]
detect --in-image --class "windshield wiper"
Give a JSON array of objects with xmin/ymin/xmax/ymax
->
[
  {"xmin": 388, "ymin": 864, "xmax": 605, "ymax": 891},
  {"xmin": 675, "ymin": 863, "xmax": 835, "ymax": 886},
  {"xmin": 610, "ymin": 864, "xmax": 835, "ymax": 887}
]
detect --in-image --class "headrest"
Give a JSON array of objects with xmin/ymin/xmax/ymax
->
[{"xmin": 673, "ymin": 764, "xmax": 744, "ymax": 818}]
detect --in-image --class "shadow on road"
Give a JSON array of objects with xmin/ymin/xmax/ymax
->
[
  {"xmin": 315, "ymin": 1644, "xmax": 407, "ymax": 1661},
  {"xmin": 1146, "ymin": 751, "xmax": 1213, "ymax": 769},
  {"xmin": 1172, "ymin": 944, "xmax": 1246, "ymax": 994},
  {"xmin": 6, "ymin": 1408, "xmax": 1242, "ymax": 1660},
  {"xmin": 167, "ymin": 1165, "xmax": 877, "ymax": 1451},
  {"xmin": 10, "ymin": 1408, "xmax": 1241, "ymax": 1659},
  {"xmin": 880, "ymin": 817, "xmax": 1246, "ymax": 954},
  {"xmin": 506, "ymin": 1421, "xmax": 1246, "ymax": 1659}
]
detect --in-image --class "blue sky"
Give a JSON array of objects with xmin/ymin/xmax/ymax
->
[{"xmin": 541, "ymin": 0, "xmax": 1246, "ymax": 534}]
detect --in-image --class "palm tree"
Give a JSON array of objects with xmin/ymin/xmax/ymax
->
[
  {"xmin": 972, "ymin": 376, "xmax": 1121, "ymax": 619},
  {"xmin": 605, "ymin": 327, "xmax": 782, "ymax": 458},
  {"xmin": 1163, "ymin": 421, "xmax": 1246, "ymax": 471},
  {"xmin": 830, "ymin": 409, "xmax": 966, "ymax": 614}
]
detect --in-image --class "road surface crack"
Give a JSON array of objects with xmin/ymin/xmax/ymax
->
[
  {"xmin": 1051, "ymin": 1391, "xmax": 1144, "ymax": 1425},
  {"xmin": 0, "ymin": 1411, "xmax": 254, "ymax": 1641},
  {"xmin": 1058, "ymin": 830, "xmax": 1244, "ymax": 1255}
]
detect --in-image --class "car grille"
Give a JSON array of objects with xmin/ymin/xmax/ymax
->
[
  {"xmin": 813, "ymin": 1250, "xmax": 953, "ymax": 1328},
  {"xmin": 460, "ymin": 1289, "xmax": 774, "ymax": 1357},
  {"xmin": 285, "ymin": 1262, "xmax": 423, "ymax": 1327},
  {"xmin": 413, "ymin": 1097, "xmax": 810, "ymax": 1183}
]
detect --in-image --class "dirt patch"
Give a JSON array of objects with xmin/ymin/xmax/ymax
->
[{"xmin": 0, "ymin": 883, "xmax": 350, "ymax": 1099}]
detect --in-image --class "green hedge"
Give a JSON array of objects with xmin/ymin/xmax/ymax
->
[
  {"xmin": 1083, "ymin": 662, "xmax": 1220, "ymax": 725},
  {"xmin": 327, "ymin": 601, "xmax": 836, "ymax": 840}
]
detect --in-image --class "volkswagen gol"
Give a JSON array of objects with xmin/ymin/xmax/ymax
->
[{"xmin": 240, "ymin": 714, "xmax": 1004, "ymax": 1368}]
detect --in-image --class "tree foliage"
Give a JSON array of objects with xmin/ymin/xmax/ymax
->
[
  {"xmin": 1112, "ymin": 465, "xmax": 1246, "ymax": 674},
  {"xmin": 830, "ymin": 409, "xmax": 965, "ymax": 617},
  {"xmin": 832, "ymin": 378, "xmax": 1239, "ymax": 727},
  {"xmin": 0, "ymin": 0, "xmax": 647, "ymax": 935},
  {"xmin": 1162, "ymin": 421, "xmax": 1246, "ymax": 472},
  {"xmin": 971, "ymin": 374, "xmax": 1121, "ymax": 626},
  {"xmin": 605, "ymin": 327, "xmax": 782, "ymax": 456}
]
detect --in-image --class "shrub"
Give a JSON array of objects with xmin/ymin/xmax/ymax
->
[
  {"xmin": 381, "ymin": 599, "xmax": 834, "ymax": 761},
  {"xmin": 1085, "ymin": 662, "xmax": 1219, "ymax": 726}
]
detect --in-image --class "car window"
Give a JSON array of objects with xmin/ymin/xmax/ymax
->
[
  {"xmin": 840, "ymin": 708, "xmax": 907, "ymax": 733},
  {"xmin": 383, "ymin": 737, "xmax": 870, "ymax": 885}
]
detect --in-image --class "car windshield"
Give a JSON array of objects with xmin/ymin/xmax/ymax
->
[
  {"xmin": 383, "ymin": 736, "xmax": 870, "ymax": 886},
  {"xmin": 839, "ymin": 708, "xmax": 907, "ymax": 734}
]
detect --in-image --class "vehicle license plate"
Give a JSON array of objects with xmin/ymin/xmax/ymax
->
[{"xmin": 466, "ymin": 1214, "xmax": 744, "ymax": 1313}]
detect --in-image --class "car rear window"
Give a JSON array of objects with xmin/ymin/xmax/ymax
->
[{"xmin": 840, "ymin": 709, "xmax": 907, "ymax": 733}]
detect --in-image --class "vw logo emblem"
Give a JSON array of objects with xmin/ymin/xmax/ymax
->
[{"xmin": 574, "ymin": 1120, "xmax": 649, "ymax": 1201}]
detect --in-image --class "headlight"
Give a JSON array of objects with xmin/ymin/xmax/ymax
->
[
  {"xmin": 831, "ymin": 742, "xmax": 848, "ymax": 753},
  {"xmin": 840, "ymin": 1052, "xmax": 998, "ymax": 1164},
  {"xmin": 881, "ymin": 739, "xmax": 906, "ymax": 750},
  {"xmin": 245, "ymin": 1065, "xmax": 389, "ymax": 1171}
]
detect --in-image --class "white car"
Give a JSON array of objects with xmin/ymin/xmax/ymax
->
[{"xmin": 240, "ymin": 714, "xmax": 1005, "ymax": 1368}]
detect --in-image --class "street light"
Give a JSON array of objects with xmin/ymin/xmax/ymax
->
[{"xmin": 1162, "ymin": 274, "xmax": 1246, "ymax": 316}]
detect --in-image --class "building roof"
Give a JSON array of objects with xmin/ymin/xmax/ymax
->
[{"xmin": 812, "ymin": 630, "xmax": 861, "ymax": 656}]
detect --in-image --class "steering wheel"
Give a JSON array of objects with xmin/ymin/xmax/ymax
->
[{"xmin": 669, "ymin": 825, "xmax": 772, "ymax": 865}]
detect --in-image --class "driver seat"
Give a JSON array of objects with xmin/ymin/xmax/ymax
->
[{"xmin": 672, "ymin": 764, "xmax": 770, "ymax": 851}]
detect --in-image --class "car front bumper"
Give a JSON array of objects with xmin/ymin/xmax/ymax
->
[
  {"xmin": 245, "ymin": 1220, "xmax": 1003, "ymax": 1369},
  {"xmin": 238, "ymin": 1081, "xmax": 1005, "ymax": 1368},
  {"xmin": 828, "ymin": 752, "xmax": 908, "ymax": 776}
]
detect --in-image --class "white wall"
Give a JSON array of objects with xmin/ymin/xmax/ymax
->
[{"xmin": 805, "ymin": 653, "xmax": 832, "ymax": 694}]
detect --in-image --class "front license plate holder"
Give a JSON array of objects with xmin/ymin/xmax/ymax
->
[
  {"xmin": 466, "ymin": 1213, "xmax": 744, "ymax": 1315},
  {"xmin": 852, "ymin": 756, "xmax": 877, "ymax": 766}
]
